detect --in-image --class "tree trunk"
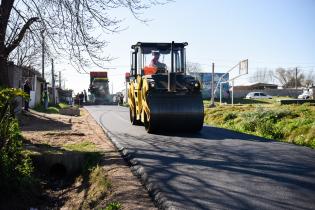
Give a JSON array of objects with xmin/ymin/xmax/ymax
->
[
  {"xmin": 0, "ymin": 0, "xmax": 14, "ymax": 87},
  {"xmin": 0, "ymin": 57, "xmax": 9, "ymax": 87}
]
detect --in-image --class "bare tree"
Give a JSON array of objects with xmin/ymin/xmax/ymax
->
[
  {"xmin": 187, "ymin": 61, "xmax": 202, "ymax": 74},
  {"xmin": 274, "ymin": 67, "xmax": 305, "ymax": 88},
  {"xmin": 8, "ymin": 32, "xmax": 41, "ymax": 68},
  {"xmin": 0, "ymin": 0, "xmax": 168, "ymax": 86},
  {"xmin": 303, "ymin": 71, "xmax": 315, "ymax": 87},
  {"xmin": 250, "ymin": 68, "xmax": 274, "ymax": 84}
]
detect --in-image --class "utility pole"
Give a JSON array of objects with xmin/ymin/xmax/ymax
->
[
  {"xmin": 295, "ymin": 67, "xmax": 298, "ymax": 90},
  {"xmin": 210, "ymin": 62, "xmax": 215, "ymax": 107},
  {"xmin": 41, "ymin": 30, "xmax": 45, "ymax": 79},
  {"xmin": 59, "ymin": 71, "xmax": 61, "ymax": 88},
  {"xmin": 232, "ymin": 80, "xmax": 234, "ymax": 106},
  {"xmin": 51, "ymin": 59, "xmax": 55, "ymax": 105}
]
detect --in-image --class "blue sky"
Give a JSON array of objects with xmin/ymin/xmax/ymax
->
[{"xmin": 62, "ymin": 0, "xmax": 315, "ymax": 93}]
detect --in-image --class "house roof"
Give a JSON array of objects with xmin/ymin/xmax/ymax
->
[{"xmin": 237, "ymin": 82, "xmax": 278, "ymax": 87}]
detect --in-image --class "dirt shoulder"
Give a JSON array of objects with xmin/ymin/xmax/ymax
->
[{"xmin": 20, "ymin": 108, "xmax": 156, "ymax": 209}]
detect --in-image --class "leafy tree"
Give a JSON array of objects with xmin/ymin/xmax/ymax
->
[{"xmin": 0, "ymin": 0, "xmax": 167, "ymax": 86}]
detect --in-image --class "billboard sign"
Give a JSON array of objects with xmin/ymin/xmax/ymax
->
[{"xmin": 190, "ymin": 73, "xmax": 230, "ymax": 99}]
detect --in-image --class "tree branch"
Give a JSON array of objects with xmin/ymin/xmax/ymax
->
[{"xmin": 5, "ymin": 17, "xmax": 39, "ymax": 56}]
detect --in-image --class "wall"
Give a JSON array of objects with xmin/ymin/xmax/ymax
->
[
  {"xmin": 7, "ymin": 63, "xmax": 22, "ymax": 88},
  {"xmin": 7, "ymin": 64, "xmax": 23, "ymax": 112},
  {"xmin": 31, "ymin": 76, "xmax": 44, "ymax": 108},
  {"xmin": 7, "ymin": 64, "xmax": 46, "ymax": 109}
]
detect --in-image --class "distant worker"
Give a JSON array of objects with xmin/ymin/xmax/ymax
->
[
  {"xmin": 23, "ymin": 79, "xmax": 31, "ymax": 111},
  {"xmin": 150, "ymin": 51, "xmax": 166, "ymax": 73},
  {"xmin": 117, "ymin": 92, "xmax": 124, "ymax": 106},
  {"xmin": 43, "ymin": 86, "xmax": 49, "ymax": 110},
  {"xmin": 83, "ymin": 89, "xmax": 88, "ymax": 102},
  {"xmin": 79, "ymin": 92, "xmax": 84, "ymax": 106}
]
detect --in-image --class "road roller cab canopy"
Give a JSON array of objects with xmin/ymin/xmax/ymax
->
[{"xmin": 130, "ymin": 42, "xmax": 188, "ymax": 76}]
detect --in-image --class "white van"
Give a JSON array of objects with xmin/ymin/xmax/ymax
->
[{"xmin": 298, "ymin": 89, "xmax": 313, "ymax": 99}]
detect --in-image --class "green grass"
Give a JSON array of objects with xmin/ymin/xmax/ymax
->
[
  {"xmin": 63, "ymin": 141, "xmax": 103, "ymax": 172},
  {"xmin": 34, "ymin": 105, "xmax": 59, "ymax": 114},
  {"xmin": 204, "ymin": 96, "xmax": 292, "ymax": 105},
  {"xmin": 33, "ymin": 102, "xmax": 71, "ymax": 114},
  {"xmin": 105, "ymin": 201, "xmax": 122, "ymax": 210},
  {"xmin": 57, "ymin": 102, "xmax": 70, "ymax": 109},
  {"xmin": 204, "ymin": 100, "xmax": 315, "ymax": 149},
  {"xmin": 63, "ymin": 141, "xmax": 97, "ymax": 152}
]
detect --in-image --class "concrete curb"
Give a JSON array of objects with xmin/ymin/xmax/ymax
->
[{"xmin": 94, "ymin": 119, "xmax": 175, "ymax": 210}]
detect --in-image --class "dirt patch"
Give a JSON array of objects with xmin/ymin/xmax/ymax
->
[{"xmin": 19, "ymin": 108, "xmax": 156, "ymax": 209}]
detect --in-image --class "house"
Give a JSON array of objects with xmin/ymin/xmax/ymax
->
[
  {"xmin": 22, "ymin": 66, "xmax": 46, "ymax": 108},
  {"xmin": 233, "ymin": 82, "xmax": 278, "ymax": 91},
  {"xmin": 7, "ymin": 62, "xmax": 46, "ymax": 108},
  {"xmin": 233, "ymin": 82, "xmax": 304, "ymax": 98}
]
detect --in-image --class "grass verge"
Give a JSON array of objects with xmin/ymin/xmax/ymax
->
[
  {"xmin": 33, "ymin": 102, "xmax": 71, "ymax": 114},
  {"xmin": 204, "ymin": 102, "xmax": 315, "ymax": 148}
]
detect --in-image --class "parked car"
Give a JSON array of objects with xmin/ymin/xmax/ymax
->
[
  {"xmin": 298, "ymin": 89, "xmax": 313, "ymax": 99},
  {"xmin": 246, "ymin": 92, "xmax": 272, "ymax": 99}
]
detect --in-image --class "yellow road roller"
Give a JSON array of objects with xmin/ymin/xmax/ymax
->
[{"xmin": 128, "ymin": 42, "xmax": 204, "ymax": 133}]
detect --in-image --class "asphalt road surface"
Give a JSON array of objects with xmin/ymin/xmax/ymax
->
[{"xmin": 86, "ymin": 105, "xmax": 315, "ymax": 210}]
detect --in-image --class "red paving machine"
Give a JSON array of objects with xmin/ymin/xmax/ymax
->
[{"xmin": 89, "ymin": 71, "xmax": 111, "ymax": 104}]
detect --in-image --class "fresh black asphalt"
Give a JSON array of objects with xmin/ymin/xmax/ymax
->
[{"xmin": 86, "ymin": 105, "xmax": 315, "ymax": 210}]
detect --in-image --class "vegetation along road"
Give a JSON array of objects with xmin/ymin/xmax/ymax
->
[
  {"xmin": 86, "ymin": 105, "xmax": 315, "ymax": 210},
  {"xmin": 204, "ymin": 98, "xmax": 315, "ymax": 149}
]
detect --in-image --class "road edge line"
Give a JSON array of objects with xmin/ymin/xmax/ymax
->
[{"xmin": 91, "ymin": 113, "xmax": 174, "ymax": 210}]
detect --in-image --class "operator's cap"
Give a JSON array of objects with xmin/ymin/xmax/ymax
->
[{"xmin": 151, "ymin": 50, "xmax": 160, "ymax": 55}]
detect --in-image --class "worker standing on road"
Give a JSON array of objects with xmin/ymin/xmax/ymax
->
[
  {"xmin": 84, "ymin": 89, "xmax": 88, "ymax": 103},
  {"xmin": 79, "ymin": 92, "xmax": 84, "ymax": 106},
  {"xmin": 23, "ymin": 79, "xmax": 31, "ymax": 111}
]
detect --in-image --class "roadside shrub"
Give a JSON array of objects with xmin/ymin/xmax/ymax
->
[
  {"xmin": 284, "ymin": 118, "xmax": 314, "ymax": 133},
  {"xmin": 239, "ymin": 108, "xmax": 291, "ymax": 139},
  {"xmin": 34, "ymin": 104, "xmax": 59, "ymax": 114},
  {"xmin": 223, "ymin": 112, "xmax": 237, "ymax": 122},
  {"xmin": 105, "ymin": 201, "xmax": 122, "ymax": 210},
  {"xmin": 82, "ymin": 165, "xmax": 112, "ymax": 209},
  {"xmin": 0, "ymin": 88, "xmax": 34, "ymax": 194},
  {"xmin": 257, "ymin": 119, "xmax": 284, "ymax": 139},
  {"xmin": 298, "ymin": 104, "xmax": 312, "ymax": 118},
  {"xmin": 47, "ymin": 106, "xmax": 59, "ymax": 113},
  {"xmin": 240, "ymin": 118, "xmax": 257, "ymax": 132},
  {"xmin": 204, "ymin": 103, "xmax": 315, "ymax": 148}
]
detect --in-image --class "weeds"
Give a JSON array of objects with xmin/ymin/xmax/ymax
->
[
  {"xmin": 105, "ymin": 201, "xmax": 122, "ymax": 210},
  {"xmin": 63, "ymin": 141, "xmax": 97, "ymax": 152},
  {"xmin": 204, "ymin": 103, "xmax": 315, "ymax": 148},
  {"xmin": 81, "ymin": 165, "xmax": 112, "ymax": 209}
]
